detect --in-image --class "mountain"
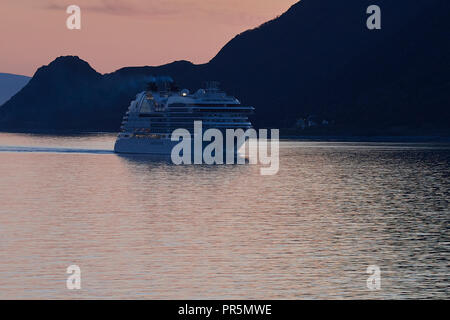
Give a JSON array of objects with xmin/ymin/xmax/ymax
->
[
  {"xmin": 205, "ymin": 0, "xmax": 450, "ymax": 133},
  {"xmin": 0, "ymin": 56, "xmax": 199, "ymax": 131},
  {"xmin": 0, "ymin": 73, "xmax": 30, "ymax": 106},
  {"xmin": 1, "ymin": 0, "xmax": 449, "ymax": 134}
]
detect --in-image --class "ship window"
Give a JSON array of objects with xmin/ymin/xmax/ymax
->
[{"xmin": 140, "ymin": 99, "xmax": 152, "ymax": 113}]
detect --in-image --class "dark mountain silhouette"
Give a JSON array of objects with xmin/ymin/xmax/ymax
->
[
  {"xmin": 1, "ymin": 0, "xmax": 449, "ymax": 134},
  {"xmin": 0, "ymin": 73, "xmax": 30, "ymax": 106},
  {"xmin": 0, "ymin": 56, "xmax": 200, "ymax": 131}
]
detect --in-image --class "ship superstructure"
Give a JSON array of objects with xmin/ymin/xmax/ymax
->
[{"xmin": 114, "ymin": 77, "xmax": 254, "ymax": 155}]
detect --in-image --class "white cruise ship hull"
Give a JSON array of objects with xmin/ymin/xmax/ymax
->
[
  {"xmin": 114, "ymin": 137, "xmax": 178, "ymax": 154},
  {"xmin": 114, "ymin": 137, "xmax": 245, "ymax": 156}
]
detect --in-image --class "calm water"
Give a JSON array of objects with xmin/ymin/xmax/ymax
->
[{"xmin": 0, "ymin": 133, "xmax": 448, "ymax": 299}]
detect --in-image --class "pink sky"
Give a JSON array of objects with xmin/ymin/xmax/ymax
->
[{"xmin": 0, "ymin": 0, "xmax": 298, "ymax": 76}]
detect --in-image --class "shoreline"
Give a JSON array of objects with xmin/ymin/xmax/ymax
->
[
  {"xmin": 1, "ymin": 130, "xmax": 450, "ymax": 143},
  {"xmin": 279, "ymin": 135, "xmax": 450, "ymax": 143}
]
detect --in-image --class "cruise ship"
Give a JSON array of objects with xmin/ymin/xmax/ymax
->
[{"xmin": 114, "ymin": 77, "xmax": 254, "ymax": 156}]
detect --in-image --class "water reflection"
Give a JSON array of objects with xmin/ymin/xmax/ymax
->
[
  {"xmin": 0, "ymin": 133, "xmax": 448, "ymax": 299},
  {"xmin": 117, "ymin": 153, "xmax": 250, "ymax": 167}
]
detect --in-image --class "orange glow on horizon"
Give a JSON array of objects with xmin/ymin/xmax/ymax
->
[{"xmin": 0, "ymin": 0, "xmax": 298, "ymax": 76}]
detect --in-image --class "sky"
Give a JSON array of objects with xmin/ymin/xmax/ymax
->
[{"xmin": 0, "ymin": 0, "xmax": 298, "ymax": 76}]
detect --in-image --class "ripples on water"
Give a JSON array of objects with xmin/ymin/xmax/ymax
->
[{"xmin": 0, "ymin": 133, "xmax": 448, "ymax": 299}]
